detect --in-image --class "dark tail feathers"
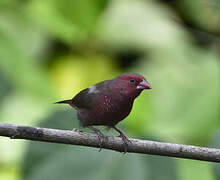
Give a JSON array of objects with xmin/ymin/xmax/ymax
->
[{"xmin": 55, "ymin": 99, "xmax": 72, "ymax": 105}]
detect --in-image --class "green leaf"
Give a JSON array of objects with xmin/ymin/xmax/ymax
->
[
  {"xmin": 138, "ymin": 52, "xmax": 220, "ymax": 145},
  {"xmin": 27, "ymin": 0, "xmax": 109, "ymax": 44}
]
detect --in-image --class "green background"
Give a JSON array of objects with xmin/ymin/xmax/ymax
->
[{"xmin": 0, "ymin": 0, "xmax": 219, "ymax": 179}]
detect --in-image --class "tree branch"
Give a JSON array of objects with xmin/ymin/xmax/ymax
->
[{"xmin": 0, "ymin": 122, "xmax": 219, "ymax": 163}]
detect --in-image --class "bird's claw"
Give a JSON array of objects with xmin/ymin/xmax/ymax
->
[
  {"xmin": 95, "ymin": 131, "xmax": 107, "ymax": 152},
  {"xmin": 112, "ymin": 126, "xmax": 132, "ymax": 154},
  {"xmin": 89, "ymin": 127, "xmax": 107, "ymax": 152},
  {"xmin": 118, "ymin": 134, "xmax": 132, "ymax": 154}
]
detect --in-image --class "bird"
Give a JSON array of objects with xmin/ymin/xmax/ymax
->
[{"xmin": 56, "ymin": 73, "xmax": 152, "ymax": 151}]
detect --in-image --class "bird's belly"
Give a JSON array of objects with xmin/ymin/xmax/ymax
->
[{"xmin": 78, "ymin": 101, "xmax": 133, "ymax": 127}]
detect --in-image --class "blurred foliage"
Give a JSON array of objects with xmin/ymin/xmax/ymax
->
[
  {"xmin": 0, "ymin": 0, "xmax": 219, "ymax": 180},
  {"xmin": 0, "ymin": 70, "xmax": 12, "ymax": 102}
]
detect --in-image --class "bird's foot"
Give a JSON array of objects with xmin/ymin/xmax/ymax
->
[
  {"xmin": 113, "ymin": 126, "xmax": 132, "ymax": 154},
  {"xmin": 118, "ymin": 133, "xmax": 132, "ymax": 153},
  {"xmin": 119, "ymin": 133, "xmax": 132, "ymax": 145},
  {"xmin": 89, "ymin": 126, "xmax": 107, "ymax": 152},
  {"xmin": 95, "ymin": 131, "xmax": 107, "ymax": 152}
]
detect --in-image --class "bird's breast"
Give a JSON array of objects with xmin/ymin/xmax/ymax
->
[
  {"xmin": 77, "ymin": 94, "xmax": 134, "ymax": 127},
  {"xmin": 93, "ymin": 94, "xmax": 134, "ymax": 126}
]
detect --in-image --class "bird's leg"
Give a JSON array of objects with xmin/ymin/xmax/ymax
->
[
  {"xmin": 89, "ymin": 126, "xmax": 106, "ymax": 152},
  {"xmin": 113, "ymin": 126, "xmax": 132, "ymax": 144},
  {"xmin": 113, "ymin": 126, "xmax": 132, "ymax": 153}
]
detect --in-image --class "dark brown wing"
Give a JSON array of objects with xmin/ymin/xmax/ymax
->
[
  {"xmin": 72, "ymin": 88, "xmax": 92, "ymax": 109},
  {"xmin": 72, "ymin": 80, "xmax": 113, "ymax": 110}
]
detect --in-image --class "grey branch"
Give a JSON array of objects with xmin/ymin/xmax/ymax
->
[{"xmin": 0, "ymin": 122, "xmax": 220, "ymax": 163}]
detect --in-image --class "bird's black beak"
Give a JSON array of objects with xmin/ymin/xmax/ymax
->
[{"xmin": 137, "ymin": 79, "xmax": 152, "ymax": 90}]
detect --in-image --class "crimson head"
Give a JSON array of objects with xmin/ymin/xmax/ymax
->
[{"xmin": 113, "ymin": 74, "xmax": 152, "ymax": 99}]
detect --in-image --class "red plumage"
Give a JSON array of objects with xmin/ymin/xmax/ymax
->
[{"xmin": 56, "ymin": 73, "xmax": 151, "ymax": 150}]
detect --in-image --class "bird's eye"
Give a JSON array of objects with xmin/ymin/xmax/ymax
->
[{"xmin": 129, "ymin": 78, "xmax": 136, "ymax": 84}]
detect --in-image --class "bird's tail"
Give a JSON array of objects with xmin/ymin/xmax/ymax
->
[{"xmin": 55, "ymin": 99, "xmax": 72, "ymax": 105}]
